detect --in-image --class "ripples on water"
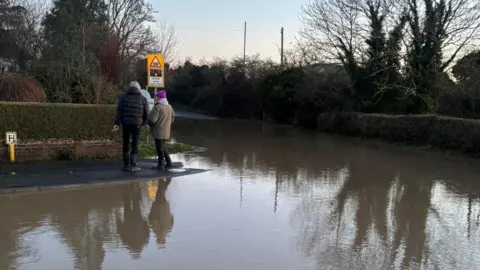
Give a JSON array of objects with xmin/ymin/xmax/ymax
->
[{"xmin": 1, "ymin": 118, "xmax": 480, "ymax": 270}]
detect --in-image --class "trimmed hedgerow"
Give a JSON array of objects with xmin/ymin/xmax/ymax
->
[
  {"xmin": 317, "ymin": 112, "xmax": 480, "ymax": 154},
  {"xmin": 0, "ymin": 102, "xmax": 118, "ymax": 141}
]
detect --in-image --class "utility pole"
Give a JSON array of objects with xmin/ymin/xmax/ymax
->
[
  {"xmin": 280, "ymin": 27, "xmax": 284, "ymax": 68},
  {"xmin": 82, "ymin": 23, "xmax": 86, "ymax": 67},
  {"xmin": 243, "ymin": 21, "xmax": 247, "ymax": 66}
]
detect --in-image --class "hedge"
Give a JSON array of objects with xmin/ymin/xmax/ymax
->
[
  {"xmin": 317, "ymin": 112, "xmax": 480, "ymax": 154},
  {"xmin": 0, "ymin": 102, "xmax": 118, "ymax": 141}
]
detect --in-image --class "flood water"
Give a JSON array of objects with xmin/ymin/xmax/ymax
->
[{"xmin": 2, "ymin": 118, "xmax": 480, "ymax": 270}]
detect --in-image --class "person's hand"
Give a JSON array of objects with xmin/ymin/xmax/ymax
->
[{"xmin": 112, "ymin": 125, "xmax": 120, "ymax": 132}]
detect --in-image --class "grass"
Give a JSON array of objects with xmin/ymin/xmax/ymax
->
[
  {"xmin": 139, "ymin": 140, "xmax": 197, "ymax": 157},
  {"xmin": 138, "ymin": 128, "xmax": 198, "ymax": 157}
]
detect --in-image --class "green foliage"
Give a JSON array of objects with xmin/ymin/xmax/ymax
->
[
  {"xmin": 2, "ymin": 0, "xmax": 480, "ymax": 137},
  {"xmin": 0, "ymin": 1, "xmax": 32, "ymax": 70},
  {"xmin": 318, "ymin": 112, "xmax": 480, "ymax": 154},
  {"xmin": 34, "ymin": 0, "xmax": 113, "ymax": 103},
  {"xmin": 452, "ymin": 50, "xmax": 480, "ymax": 98},
  {"xmin": 42, "ymin": 0, "xmax": 109, "ymax": 65},
  {"xmin": 165, "ymin": 57, "xmax": 356, "ymax": 129},
  {"xmin": 264, "ymin": 68, "xmax": 304, "ymax": 124},
  {"xmin": 139, "ymin": 141, "xmax": 196, "ymax": 157},
  {"xmin": 0, "ymin": 0, "xmax": 162, "ymax": 104},
  {"xmin": 0, "ymin": 102, "xmax": 118, "ymax": 141},
  {"xmin": 164, "ymin": 56, "xmax": 279, "ymax": 119},
  {"xmin": 138, "ymin": 128, "xmax": 198, "ymax": 157},
  {"xmin": 437, "ymin": 51, "xmax": 480, "ymax": 118}
]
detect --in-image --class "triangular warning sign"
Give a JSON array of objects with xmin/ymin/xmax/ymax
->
[{"xmin": 150, "ymin": 56, "xmax": 161, "ymax": 67}]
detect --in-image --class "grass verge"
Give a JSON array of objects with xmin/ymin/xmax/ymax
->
[
  {"xmin": 139, "ymin": 141, "xmax": 197, "ymax": 157},
  {"xmin": 138, "ymin": 128, "xmax": 198, "ymax": 157}
]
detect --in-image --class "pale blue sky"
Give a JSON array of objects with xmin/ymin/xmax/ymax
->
[{"xmin": 150, "ymin": 0, "xmax": 307, "ymax": 63}]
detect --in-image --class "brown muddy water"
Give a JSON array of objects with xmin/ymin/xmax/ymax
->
[{"xmin": 1, "ymin": 118, "xmax": 480, "ymax": 270}]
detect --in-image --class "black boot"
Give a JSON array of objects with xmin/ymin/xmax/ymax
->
[
  {"xmin": 130, "ymin": 154, "xmax": 141, "ymax": 172},
  {"xmin": 152, "ymin": 159, "xmax": 166, "ymax": 170},
  {"xmin": 122, "ymin": 153, "xmax": 130, "ymax": 171}
]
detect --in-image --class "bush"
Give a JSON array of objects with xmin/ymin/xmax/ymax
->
[
  {"xmin": 0, "ymin": 73, "xmax": 46, "ymax": 102},
  {"xmin": 267, "ymin": 86, "xmax": 297, "ymax": 123},
  {"xmin": 294, "ymin": 65, "xmax": 353, "ymax": 129},
  {"xmin": 72, "ymin": 75, "xmax": 121, "ymax": 104},
  {"xmin": 317, "ymin": 112, "xmax": 480, "ymax": 154},
  {"xmin": 295, "ymin": 100, "xmax": 319, "ymax": 129},
  {"xmin": 264, "ymin": 68, "xmax": 305, "ymax": 124},
  {"xmin": 0, "ymin": 102, "xmax": 118, "ymax": 141}
]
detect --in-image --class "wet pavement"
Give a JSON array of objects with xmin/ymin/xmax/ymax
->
[
  {"xmin": 0, "ymin": 159, "xmax": 205, "ymax": 192},
  {"xmin": 1, "ymin": 118, "xmax": 480, "ymax": 269}
]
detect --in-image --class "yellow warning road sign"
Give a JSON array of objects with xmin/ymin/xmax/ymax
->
[{"xmin": 147, "ymin": 54, "xmax": 164, "ymax": 88}]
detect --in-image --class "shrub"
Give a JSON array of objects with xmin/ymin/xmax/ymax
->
[
  {"xmin": 296, "ymin": 100, "xmax": 319, "ymax": 129},
  {"xmin": 317, "ymin": 112, "xmax": 480, "ymax": 154},
  {"xmin": 264, "ymin": 68, "xmax": 305, "ymax": 124},
  {"xmin": 267, "ymin": 86, "xmax": 297, "ymax": 123},
  {"xmin": 73, "ymin": 75, "xmax": 121, "ymax": 104},
  {"xmin": 0, "ymin": 102, "xmax": 118, "ymax": 141},
  {"xmin": 428, "ymin": 116, "xmax": 480, "ymax": 153},
  {"xmin": 0, "ymin": 73, "xmax": 46, "ymax": 102}
]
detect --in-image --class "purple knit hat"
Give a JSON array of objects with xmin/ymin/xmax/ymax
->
[{"xmin": 156, "ymin": 90, "xmax": 166, "ymax": 99}]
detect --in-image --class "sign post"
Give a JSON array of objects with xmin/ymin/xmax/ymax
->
[
  {"xmin": 146, "ymin": 53, "xmax": 165, "ymax": 97},
  {"xmin": 4, "ymin": 131, "xmax": 17, "ymax": 162}
]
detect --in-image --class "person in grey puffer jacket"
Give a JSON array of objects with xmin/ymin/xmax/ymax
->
[{"xmin": 113, "ymin": 81, "xmax": 149, "ymax": 172}]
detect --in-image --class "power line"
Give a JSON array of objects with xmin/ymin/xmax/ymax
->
[{"xmin": 174, "ymin": 27, "xmax": 280, "ymax": 32}]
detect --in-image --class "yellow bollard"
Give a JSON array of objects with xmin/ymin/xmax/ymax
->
[
  {"xmin": 5, "ymin": 131, "xmax": 17, "ymax": 162},
  {"xmin": 8, "ymin": 143, "xmax": 15, "ymax": 162}
]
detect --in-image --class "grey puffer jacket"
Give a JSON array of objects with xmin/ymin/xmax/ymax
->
[{"xmin": 114, "ymin": 87, "xmax": 149, "ymax": 126}]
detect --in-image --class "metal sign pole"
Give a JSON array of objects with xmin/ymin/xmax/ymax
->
[{"xmin": 146, "ymin": 52, "xmax": 164, "ymax": 148}]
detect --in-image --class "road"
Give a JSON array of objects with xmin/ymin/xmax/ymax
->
[{"xmin": 175, "ymin": 110, "xmax": 218, "ymax": 120}]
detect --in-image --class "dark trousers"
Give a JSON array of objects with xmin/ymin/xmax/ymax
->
[
  {"xmin": 154, "ymin": 139, "xmax": 171, "ymax": 166},
  {"xmin": 122, "ymin": 124, "xmax": 141, "ymax": 154}
]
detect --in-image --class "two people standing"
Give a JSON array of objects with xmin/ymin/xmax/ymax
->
[{"xmin": 113, "ymin": 81, "xmax": 174, "ymax": 172}]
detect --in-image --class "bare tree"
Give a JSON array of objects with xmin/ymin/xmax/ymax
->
[
  {"xmin": 298, "ymin": 0, "xmax": 402, "ymax": 92},
  {"xmin": 279, "ymin": 45, "xmax": 313, "ymax": 68},
  {"xmin": 299, "ymin": 0, "xmax": 373, "ymax": 65},
  {"xmin": 75, "ymin": 75, "xmax": 118, "ymax": 104},
  {"xmin": 149, "ymin": 19, "xmax": 179, "ymax": 63},
  {"xmin": 300, "ymin": 0, "xmax": 480, "ymax": 70},
  {"xmin": 106, "ymin": 0, "xmax": 157, "ymax": 69}
]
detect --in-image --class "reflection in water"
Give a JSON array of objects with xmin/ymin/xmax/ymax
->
[
  {"xmin": 1, "ymin": 118, "xmax": 480, "ymax": 269},
  {"xmin": 148, "ymin": 178, "xmax": 174, "ymax": 247},
  {"xmin": 0, "ymin": 181, "xmax": 174, "ymax": 270},
  {"xmin": 172, "ymin": 119, "xmax": 480, "ymax": 269},
  {"xmin": 116, "ymin": 184, "xmax": 150, "ymax": 258}
]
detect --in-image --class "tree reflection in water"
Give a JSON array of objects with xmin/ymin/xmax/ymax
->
[
  {"xmin": 169, "ymin": 118, "xmax": 480, "ymax": 269},
  {"xmin": 3, "ymin": 118, "xmax": 480, "ymax": 269},
  {"xmin": 289, "ymin": 146, "xmax": 480, "ymax": 269}
]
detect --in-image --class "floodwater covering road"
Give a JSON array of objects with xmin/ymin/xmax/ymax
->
[{"xmin": 1, "ymin": 118, "xmax": 480, "ymax": 270}]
